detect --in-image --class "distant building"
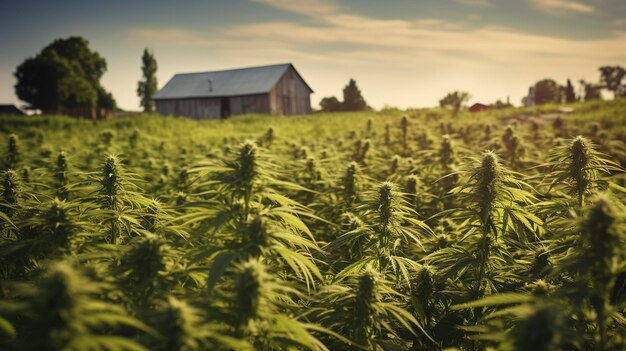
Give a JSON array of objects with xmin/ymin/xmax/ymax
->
[
  {"xmin": 469, "ymin": 103, "xmax": 491, "ymax": 112},
  {"xmin": 153, "ymin": 63, "xmax": 313, "ymax": 119},
  {"xmin": 0, "ymin": 104, "xmax": 25, "ymax": 116}
]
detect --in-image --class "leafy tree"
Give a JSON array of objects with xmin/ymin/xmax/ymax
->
[
  {"xmin": 57, "ymin": 74, "xmax": 97, "ymax": 109},
  {"xmin": 342, "ymin": 79, "xmax": 368, "ymax": 111},
  {"xmin": 318, "ymin": 79, "xmax": 367, "ymax": 112},
  {"xmin": 14, "ymin": 53, "xmax": 63, "ymax": 111},
  {"xmin": 439, "ymin": 91, "xmax": 470, "ymax": 116},
  {"xmin": 565, "ymin": 79, "xmax": 576, "ymax": 103},
  {"xmin": 533, "ymin": 79, "xmax": 561, "ymax": 105},
  {"xmin": 319, "ymin": 96, "xmax": 342, "ymax": 112},
  {"xmin": 580, "ymin": 80, "xmax": 602, "ymax": 101},
  {"xmin": 14, "ymin": 36, "xmax": 115, "ymax": 113},
  {"xmin": 137, "ymin": 49, "xmax": 158, "ymax": 113},
  {"xmin": 41, "ymin": 37, "xmax": 107, "ymax": 83},
  {"xmin": 599, "ymin": 65, "xmax": 625, "ymax": 98},
  {"xmin": 493, "ymin": 99, "xmax": 513, "ymax": 109},
  {"xmin": 97, "ymin": 87, "xmax": 117, "ymax": 110}
]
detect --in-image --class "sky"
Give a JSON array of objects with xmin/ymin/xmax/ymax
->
[{"xmin": 1, "ymin": 0, "xmax": 625, "ymax": 111}]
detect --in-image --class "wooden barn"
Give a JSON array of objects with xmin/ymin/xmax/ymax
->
[
  {"xmin": 469, "ymin": 103, "xmax": 491, "ymax": 113},
  {"xmin": 153, "ymin": 63, "xmax": 313, "ymax": 119},
  {"xmin": 0, "ymin": 104, "xmax": 25, "ymax": 116}
]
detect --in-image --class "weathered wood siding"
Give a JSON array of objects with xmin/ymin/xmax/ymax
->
[
  {"xmin": 156, "ymin": 94, "xmax": 271, "ymax": 119},
  {"xmin": 229, "ymin": 94, "xmax": 270, "ymax": 115},
  {"xmin": 154, "ymin": 65, "xmax": 311, "ymax": 118},
  {"xmin": 269, "ymin": 66, "xmax": 312, "ymax": 115},
  {"xmin": 155, "ymin": 98, "xmax": 221, "ymax": 119}
]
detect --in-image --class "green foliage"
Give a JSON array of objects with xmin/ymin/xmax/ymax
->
[
  {"xmin": 319, "ymin": 78, "xmax": 368, "ymax": 112},
  {"xmin": 0, "ymin": 99, "xmax": 624, "ymax": 350},
  {"xmin": 565, "ymin": 78, "xmax": 577, "ymax": 103},
  {"xmin": 545, "ymin": 135, "xmax": 622, "ymax": 207},
  {"xmin": 14, "ymin": 36, "xmax": 115, "ymax": 112},
  {"xmin": 0, "ymin": 261, "xmax": 149, "ymax": 351},
  {"xmin": 533, "ymin": 79, "xmax": 561, "ymax": 105},
  {"xmin": 137, "ymin": 49, "xmax": 158, "ymax": 113},
  {"xmin": 599, "ymin": 65, "xmax": 625, "ymax": 98},
  {"xmin": 343, "ymin": 78, "xmax": 368, "ymax": 111},
  {"xmin": 5, "ymin": 134, "xmax": 19, "ymax": 169},
  {"xmin": 439, "ymin": 91, "xmax": 470, "ymax": 116},
  {"xmin": 319, "ymin": 96, "xmax": 342, "ymax": 112}
]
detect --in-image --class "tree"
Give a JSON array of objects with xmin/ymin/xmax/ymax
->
[
  {"xmin": 342, "ymin": 78, "xmax": 367, "ymax": 111},
  {"xmin": 565, "ymin": 79, "xmax": 576, "ymax": 103},
  {"xmin": 533, "ymin": 79, "xmax": 561, "ymax": 105},
  {"xmin": 97, "ymin": 87, "xmax": 117, "ymax": 111},
  {"xmin": 599, "ymin": 65, "xmax": 625, "ymax": 98},
  {"xmin": 582, "ymin": 81, "xmax": 603, "ymax": 101},
  {"xmin": 57, "ymin": 73, "xmax": 97, "ymax": 109},
  {"xmin": 493, "ymin": 99, "xmax": 513, "ymax": 109},
  {"xmin": 319, "ymin": 96, "xmax": 342, "ymax": 112},
  {"xmin": 439, "ymin": 91, "xmax": 470, "ymax": 116},
  {"xmin": 14, "ymin": 36, "xmax": 115, "ymax": 113},
  {"xmin": 137, "ymin": 49, "xmax": 158, "ymax": 112}
]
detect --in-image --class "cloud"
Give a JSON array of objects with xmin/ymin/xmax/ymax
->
[
  {"xmin": 613, "ymin": 19, "xmax": 626, "ymax": 27},
  {"xmin": 250, "ymin": 0, "xmax": 339, "ymax": 16},
  {"xmin": 129, "ymin": 0, "xmax": 626, "ymax": 109},
  {"xmin": 131, "ymin": 3, "xmax": 626, "ymax": 69},
  {"xmin": 531, "ymin": 0, "xmax": 595, "ymax": 14},
  {"xmin": 221, "ymin": 15, "xmax": 626, "ymax": 65},
  {"xmin": 454, "ymin": 0, "xmax": 493, "ymax": 7}
]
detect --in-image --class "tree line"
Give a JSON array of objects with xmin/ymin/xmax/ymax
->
[
  {"xmin": 13, "ymin": 36, "xmax": 158, "ymax": 117},
  {"xmin": 319, "ymin": 78, "xmax": 369, "ymax": 112},
  {"xmin": 524, "ymin": 66, "xmax": 625, "ymax": 105},
  {"xmin": 12, "ymin": 36, "xmax": 626, "ymax": 117},
  {"xmin": 437, "ymin": 66, "xmax": 625, "ymax": 116}
]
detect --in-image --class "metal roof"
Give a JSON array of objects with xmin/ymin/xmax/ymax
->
[
  {"xmin": 0, "ymin": 105, "xmax": 24, "ymax": 116},
  {"xmin": 153, "ymin": 63, "xmax": 312, "ymax": 100}
]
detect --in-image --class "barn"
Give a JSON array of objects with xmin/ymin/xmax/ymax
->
[
  {"xmin": 153, "ymin": 63, "xmax": 313, "ymax": 119},
  {"xmin": 469, "ymin": 103, "xmax": 491, "ymax": 113},
  {"xmin": 0, "ymin": 104, "xmax": 25, "ymax": 116}
]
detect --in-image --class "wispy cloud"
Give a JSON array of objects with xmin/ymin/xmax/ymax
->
[
  {"xmin": 223, "ymin": 20, "xmax": 626, "ymax": 65},
  {"xmin": 132, "ymin": 13, "xmax": 626, "ymax": 69},
  {"xmin": 531, "ymin": 0, "xmax": 595, "ymax": 14},
  {"xmin": 130, "ymin": 0, "xmax": 626, "ymax": 108},
  {"xmin": 454, "ymin": 0, "xmax": 493, "ymax": 8},
  {"xmin": 613, "ymin": 19, "xmax": 626, "ymax": 27},
  {"xmin": 251, "ymin": 0, "xmax": 339, "ymax": 16}
]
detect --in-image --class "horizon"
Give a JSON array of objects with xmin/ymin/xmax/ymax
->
[{"xmin": 1, "ymin": 0, "xmax": 625, "ymax": 111}]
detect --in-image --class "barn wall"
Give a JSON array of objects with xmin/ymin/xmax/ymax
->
[
  {"xmin": 155, "ymin": 94, "xmax": 271, "ymax": 119},
  {"xmin": 155, "ymin": 98, "xmax": 221, "ymax": 119},
  {"xmin": 269, "ymin": 67, "xmax": 312, "ymax": 115},
  {"xmin": 229, "ymin": 94, "xmax": 270, "ymax": 115}
]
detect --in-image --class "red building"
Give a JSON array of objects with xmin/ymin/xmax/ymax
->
[{"xmin": 469, "ymin": 103, "xmax": 491, "ymax": 112}]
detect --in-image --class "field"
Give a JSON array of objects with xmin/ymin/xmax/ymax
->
[{"xmin": 0, "ymin": 99, "xmax": 625, "ymax": 351}]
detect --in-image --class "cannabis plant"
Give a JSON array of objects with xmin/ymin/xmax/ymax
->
[
  {"xmin": 327, "ymin": 181, "xmax": 432, "ymax": 283},
  {"xmin": 545, "ymin": 136, "xmax": 623, "ymax": 208},
  {"xmin": 0, "ymin": 261, "xmax": 151, "ymax": 351}
]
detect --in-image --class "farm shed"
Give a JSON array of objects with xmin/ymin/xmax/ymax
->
[
  {"xmin": 469, "ymin": 103, "xmax": 491, "ymax": 113},
  {"xmin": 153, "ymin": 63, "xmax": 313, "ymax": 119},
  {"xmin": 0, "ymin": 104, "xmax": 25, "ymax": 116}
]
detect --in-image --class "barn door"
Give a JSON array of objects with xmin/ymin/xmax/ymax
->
[
  {"xmin": 220, "ymin": 97, "xmax": 230, "ymax": 119},
  {"xmin": 282, "ymin": 96, "xmax": 291, "ymax": 115}
]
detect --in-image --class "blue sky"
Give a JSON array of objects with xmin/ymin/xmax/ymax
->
[{"xmin": 1, "ymin": 0, "xmax": 625, "ymax": 110}]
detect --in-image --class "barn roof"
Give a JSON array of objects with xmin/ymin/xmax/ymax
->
[
  {"xmin": 153, "ymin": 63, "xmax": 312, "ymax": 100},
  {"xmin": 0, "ymin": 104, "xmax": 24, "ymax": 116}
]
